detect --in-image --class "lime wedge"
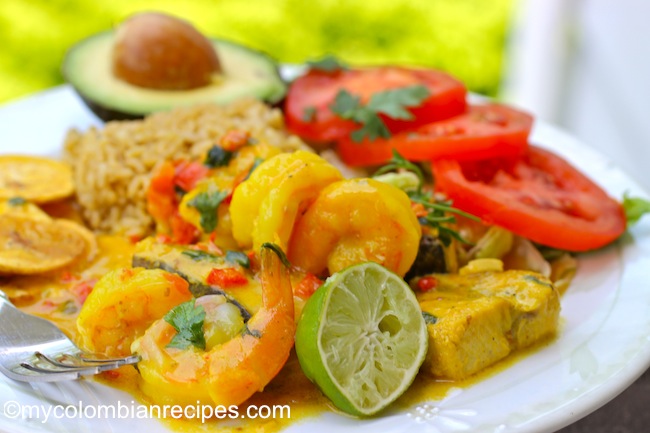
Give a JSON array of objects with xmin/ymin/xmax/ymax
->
[{"xmin": 295, "ymin": 262, "xmax": 428, "ymax": 416}]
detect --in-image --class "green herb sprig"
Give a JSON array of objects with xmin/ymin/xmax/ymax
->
[
  {"xmin": 373, "ymin": 150, "xmax": 478, "ymax": 247},
  {"xmin": 164, "ymin": 300, "xmax": 206, "ymax": 350},
  {"xmin": 204, "ymin": 146, "xmax": 234, "ymax": 168},
  {"xmin": 622, "ymin": 193, "xmax": 650, "ymax": 226},
  {"xmin": 410, "ymin": 194, "xmax": 478, "ymax": 247},
  {"xmin": 373, "ymin": 151, "xmax": 424, "ymax": 186},
  {"xmin": 330, "ymin": 85, "xmax": 430, "ymax": 142},
  {"xmin": 188, "ymin": 189, "xmax": 229, "ymax": 233}
]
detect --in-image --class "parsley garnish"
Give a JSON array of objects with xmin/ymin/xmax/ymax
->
[
  {"xmin": 373, "ymin": 151, "xmax": 425, "ymax": 186},
  {"xmin": 422, "ymin": 311, "xmax": 438, "ymax": 325},
  {"xmin": 226, "ymin": 250, "xmax": 250, "ymax": 268},
  {"xmin": 374, "ymin": 150, "xmax": 479, "ymax": 247},
  {"xmin": 182, "ymin": 249, "xmax": 221, "ymax": 262},
  {"xmin": 7, "ymin": 197, "xmax": 26, "ymax": 206},
  {"xmin": 307, "ymin": 55, "xmax": 347, "ymax": 72},
  {"xmin": 411, "ymin": 194, "xmax": 478, "ymax": 247},
  {"xmin": 622, "ymin": 193, "xmax": 650, "ymax": 226},
  {"xmin": 204, "ymin": 146, "xmax": 234, "ymax": 168},
  {"xmin": 330, "ymin": 85, "xmax": 430, "ymax": 142},
  {"xmin": 188, "ymin": 190, "xmax": 229, "ymax": 233},
  {"xmin": 302, "ymin": 106, "xmax": 317, "ymax": 122},
  {"xmin": 164, "ymin": 300, "xmax": 206, "ymax": 350}
]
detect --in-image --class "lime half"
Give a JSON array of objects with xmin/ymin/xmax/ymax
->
[{"xmin": 295, "ymin": 262, "xmax": 428, "ymax": 416}]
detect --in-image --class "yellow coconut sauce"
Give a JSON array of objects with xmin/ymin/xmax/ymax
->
[
  {"xmin": 0, "ymin": 231, "xmax": 554, "ymax": 433},
  {"xmin": 1, "ymin": 235, "xmax": 134, "ymax": 337}
]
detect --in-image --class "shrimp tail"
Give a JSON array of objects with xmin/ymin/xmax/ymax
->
[{"xmin": 207, "ymin": 244, "xmax": 295, "ymax": 405}]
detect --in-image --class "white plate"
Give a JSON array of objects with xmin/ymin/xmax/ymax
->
[{"xmin": 1, "ymin": 86, "xmax": 650, "ymax": 433}]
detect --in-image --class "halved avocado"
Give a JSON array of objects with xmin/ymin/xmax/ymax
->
[{"xmin": 63, "ymin": 32, "xmax": 287, "ymax": 121}]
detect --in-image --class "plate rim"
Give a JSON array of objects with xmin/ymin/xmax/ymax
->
[{"xmin": 1, "ymin": 85, "xmax": 650, "ymax": 433}]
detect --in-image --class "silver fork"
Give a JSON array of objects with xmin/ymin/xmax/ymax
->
[{"xmin": 0, "ymin": 289, "xmax": 140, "ymax": 382}]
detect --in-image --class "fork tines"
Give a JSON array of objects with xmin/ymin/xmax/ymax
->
[{"xmin": 19, "ymin": 351, "xmax": 140, "ymax": 376}]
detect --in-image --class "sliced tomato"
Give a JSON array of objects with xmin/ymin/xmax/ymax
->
[
  {"xmin": 337, "ymin": 104, "xmax": 533, "ymax": 167},
  {"xmin": 432, "ymin": 146, "xmax": 626, "ymax": 251},
  {"xmin": 284, "ymin": 66, "xmax": 467, "ymax": 144}
]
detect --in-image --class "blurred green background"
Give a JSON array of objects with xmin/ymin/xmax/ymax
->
[{"xmin": 0, "ymin": 0, "xmax": 515, "ymax": 103}]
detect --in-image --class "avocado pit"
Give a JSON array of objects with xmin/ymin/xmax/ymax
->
[
  {"xmin": 112, "ymin": 12, "xmax": 221, "ymax": 91},
  {"xmin": 63, "ymin": 12, "xmax": 286, "ymax": 121}
]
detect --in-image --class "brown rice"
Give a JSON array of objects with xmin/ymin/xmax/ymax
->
[{"xmin": 63, "ymin": 99, "xmax": 306, "ymax": 236}]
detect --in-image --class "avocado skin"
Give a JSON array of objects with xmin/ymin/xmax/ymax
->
[
  {"xmin": 76, "ymin": 93, "xmax": 144, "ymax": 122},
  {"xmin": 63, "ymin": 32, "xmax": 287, "ymax": 122}
]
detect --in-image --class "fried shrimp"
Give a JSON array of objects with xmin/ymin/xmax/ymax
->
[
  {"xmin": 288, "ymin": 178, "xmax": 421, "ymax": 277},
  {"xmin": 76, "ymin": 268, "xmax": 193, "ymax": 357},
  {"xmin": 229, "ymin": 150, "xmax": 341, "ymax": 249},
  {"xmin": 131, "ymin": 245, "xmax": 295, "ymax": 407},
  {"xmin": 251, "ymin": 158, "xmax": 342, "ymax": 252}
]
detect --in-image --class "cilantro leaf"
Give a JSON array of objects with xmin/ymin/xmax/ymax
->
[
  {"xmin": 329, "ymin": 85, "xmax": 430, "ymax": 142},
  {"xmin": 367, "ymin": 85, "xmax": 431, "ymax": 120},
  {"xmin": 350, "ymin": 114, "xmax": 391, "ymax": 142},
  {"xmin": 188, "ymin": 189, "xmax": 229, "ymax": 233},
  {"xmin": 330, "ymin": 90, "xmax": 389, "ymax": 142},
  {"xmin": 623, "ymin": 193, "xmax": 650, "ymax": 225},
  {"xmin": 204, "ymin": 146, "xmax": 234, "ymax": 168},
  {"xmin": 164, "ymin": 300, "xmax": 206, "ymax": 350},
  {"xmin": 307, "ymin": 55, "xmax": 347, "ymax": 72},
  {"xmin": 374, "ymin": 150, "xmax": 478, "ymax": 247},
  {"xmin": 330, "ymin": 90, "xmax": 362, "ymax": 118}
]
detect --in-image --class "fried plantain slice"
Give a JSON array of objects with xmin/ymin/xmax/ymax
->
[
  {"xmin": 0, "ymin": 214, "xmax": 86, "ymax": 275},
  {"xmin": 0, "ymin": 155, "xmax": 74, "ymax": 203},
  {"xmin": 0, "ymin": 198, "xmax": 97, "ymax": 265},
  {"xmin": 56, "ymin": 219, "xmax": 99, "ymax": 262},
  {"xmin": 0, "ymin": 198, "xmax": 52, "ymax": 221}
]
